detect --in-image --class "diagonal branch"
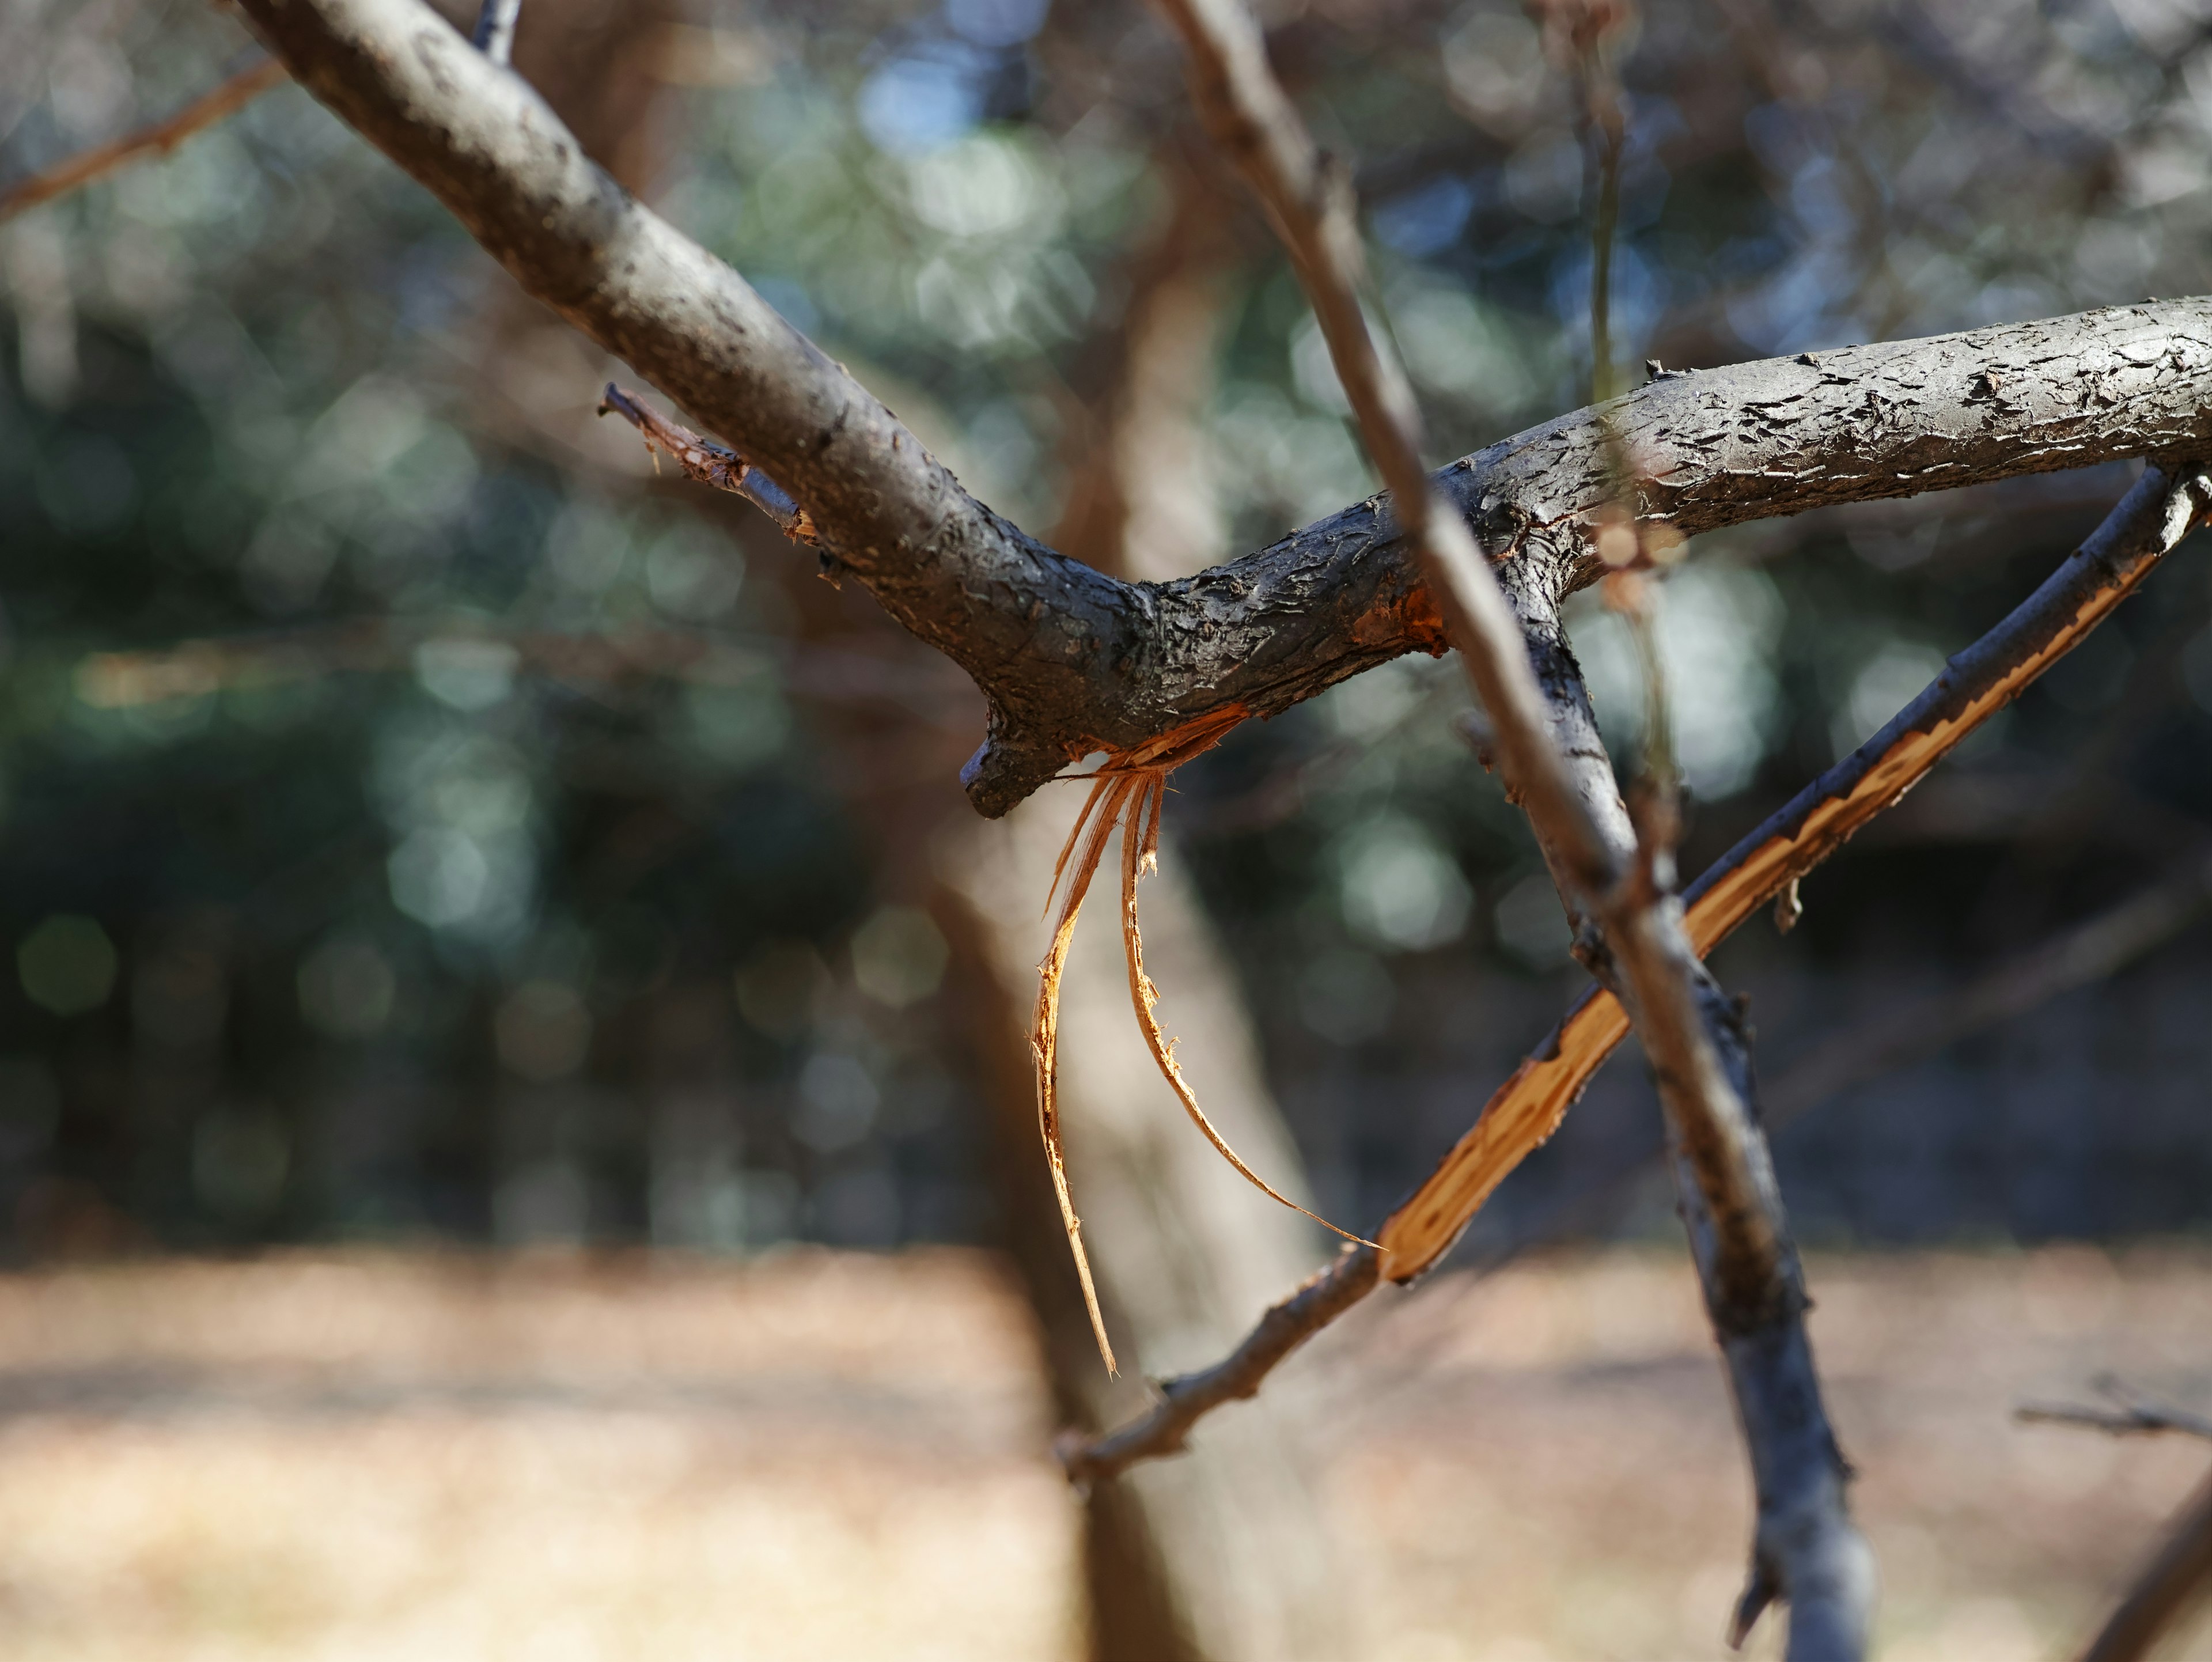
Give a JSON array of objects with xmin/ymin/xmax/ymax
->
[
  {"xmin": 0, "ymin": 58, "xmax": 288, "ymax": 224},
  {"xmin": 234, "ymin": 0, "xmax": 2212, "ymax": 817},
  {"xmin": 1482, "ymin": 837, "xmax": 2212, "ymax": 1258},
  {"xmin": 1145, "ymin": 2, "xmax": 1880, "ymax": 1650},
  {"xmin": 471, "ymin": 0, "xmax": 522, "ymax": 65},
  {"xmin": 1064, "ymin": 465, "xmax": 2212, "ymax": 1640},
  {"xmin": 1383, "ymin": 459, "xmax": 2212, "ymax": 1276},
  {"xmin": 2020, "ymin": 1379, "xmax": 2212, "ymax": 1444}
]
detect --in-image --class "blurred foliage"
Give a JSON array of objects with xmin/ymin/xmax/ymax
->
[{"xmin": 5, "ymin": 0, "xmax": 2212, "ymax": 1256}]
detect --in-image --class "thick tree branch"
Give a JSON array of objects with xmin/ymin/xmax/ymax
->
[
  {"xmin": 0, "ymin": 59, "xmax": 287, "ymax": 224},
  {"xmin": 233, "ymin": 0, "xmax": 2212, "ymax": 818}
]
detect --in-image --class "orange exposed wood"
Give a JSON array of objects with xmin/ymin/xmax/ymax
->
[{"xmin": 1377, "ymin": 553, "xmax": 2161, "ymax": 1280}]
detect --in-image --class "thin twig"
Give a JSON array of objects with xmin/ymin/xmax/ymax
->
[
  {"xmin": 1058, "ymin": 1244, "xmax": 1383, "ymax": 1485},
  {"xmin": 2019, "ymin": 1377, "xmax": 2212, "ymax": 1444},
  {"xmin": 472, "ymin": 0, "xmax": 522, "ymax": 65},
  {"xmin": 1149, "ymin": 0, "xmax": 1618, "ymax": 901},
  {"xmin": 0, "ymin": 59, "xmax": 287, "ymax": 224},
  {"xmin": 597, "ymin": 386, "xmax": 817, "ymax": 542}
]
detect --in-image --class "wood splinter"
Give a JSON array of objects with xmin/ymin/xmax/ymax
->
[{"xmin": 1031, "ymin": 710, "xmax": 1380, "ymax": 1373}]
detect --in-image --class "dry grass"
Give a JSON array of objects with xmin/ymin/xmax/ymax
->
[{"xmin": 0, "ymin": 1243, "xmax": 2203, "ymax": 1660}]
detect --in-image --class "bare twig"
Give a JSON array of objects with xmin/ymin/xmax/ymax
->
[
  {"xmin": 2020, "ymin": 1377, "xmax": 2212, "ymax": 1444},
  {"xmin": 2078, "ymin": 1472, "xmax": 2212, "ymax": 1662},
  {"xmin": 471, "ymin": 0, "xmax": 522, "ymax": 65},
  {"xmin": 597, "ymin": 385, "xmax": 816, "ymax": 542},
  {"xmin": 1058, "ymin": 1244, "xmax": 1382, "ymax": 1485},
  {"xmin": 0, "ymin": 59, "xmax": 287, "ymax": 224},
  {"xmin": 1147, "ymin": 0, "xmax": 1615, "ymax": 899}
]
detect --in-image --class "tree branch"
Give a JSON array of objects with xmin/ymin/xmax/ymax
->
[
  {"xmin": 0, "ymin": 59, "xmax": 288, "ymax": 224},
  {"xmin": 1063, "ymin": 467, "xmax": 2212, "ymax": 1604},
  {"xmin": 1382, "ymin": 459, "xmax": 2212, "ymax": 1272},
  {"xmin": 471, "ymin": 0, "xmax": 522, "ymax": 65},
  {"xmin": 1142, "ymin": 3, "xmax": 1882, "ymax": 1649},
  {"xmin": 2019, "ymin": 1379, "xmax": 2212, "ymax": 1444},
  {"xmin": 233, "ymin": 0, "xmax": 2212, "ymax": 818},
  {"xmin": 1476, "ymin": 839, "xmax": 2212, "ymax": 1258},
  {"xmin": 1056, "ymin": 1243, "xmax": 1381, "ymax": 1486}
]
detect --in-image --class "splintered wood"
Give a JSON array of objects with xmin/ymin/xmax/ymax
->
[{"xmin": 1033, "ymin": 709, "xmax": 1377, "ymax": 1372}]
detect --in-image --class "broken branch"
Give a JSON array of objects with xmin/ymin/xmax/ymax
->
[{"xmin": 1064, "ymin": 465, "xmax": 2212, "ymax": 1634}]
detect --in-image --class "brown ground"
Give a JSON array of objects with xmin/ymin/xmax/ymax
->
[{"xmin": 0, "ymin": 1244, "xmax": 2202, "ymax": 1660}]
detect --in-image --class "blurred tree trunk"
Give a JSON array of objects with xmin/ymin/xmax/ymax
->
[
  {"xmin": 460, "ymin": 31, "xmax": 1349, "ymax": 1646},
  {"xmin": 930, "ymin": 160, "xmax": 1353, "ymax": 1662}
]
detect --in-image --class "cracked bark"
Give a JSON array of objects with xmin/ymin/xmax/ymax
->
[{"xmin": 233, "ymin": 0, "xmax": 2212, "ymax": 816}]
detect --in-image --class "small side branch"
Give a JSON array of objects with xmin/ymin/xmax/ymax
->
[
  {"xmin": 471, "ymin": 0, "xmax": 522, "ymax": 65},
  {"xmin": 2019, "ymin": 1377, "xmax": 2212, "ymax": 1444},
  {"xmin": 1057, "ymin": 1244, "xmax": 1380, "ymax": 1486},
  {"xmin": 0, "ymin": 59, "xmax": 287, "ymax": 224},
  {"xmin": 597, "ymin": 385, "xmax": 817, "ymax": 542}
]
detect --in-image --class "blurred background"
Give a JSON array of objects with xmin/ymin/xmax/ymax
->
[{"xmin": 2, "ymin": 0, "xmax": 2212, "ymax": 1657}]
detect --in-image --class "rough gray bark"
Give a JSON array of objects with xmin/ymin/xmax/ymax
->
[
  {"xmin": 1502, "ymin": 578, "xmax": 1874, "ymax": 1658},
  {"xmin": 230, "ymin": 0, "xmax": 2212, "ymax": 816}
]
